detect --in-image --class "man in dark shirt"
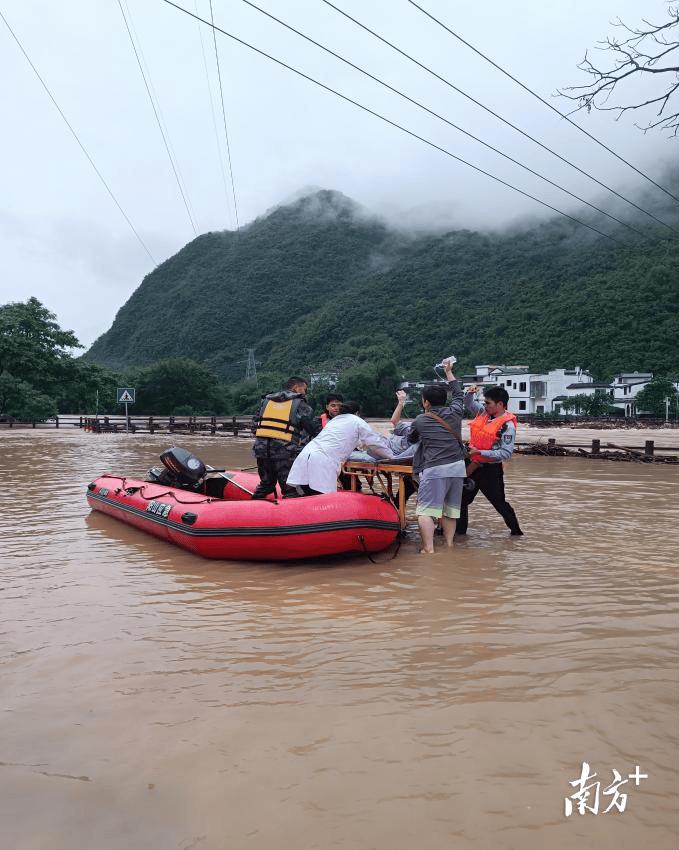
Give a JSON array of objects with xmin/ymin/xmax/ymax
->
[{"xmin": 407, "ymin": 359, "xmax": 466, "ymax": 553}]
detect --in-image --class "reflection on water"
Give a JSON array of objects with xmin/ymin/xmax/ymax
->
[{"xmin": 1, "ymin": 429, "xmax": 679, "ymax": 850}]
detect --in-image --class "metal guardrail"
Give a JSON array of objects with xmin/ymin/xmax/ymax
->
[
  {"xmin": 82, "ymin": 415, "xmax": 255, "ymax": 435},
  {"xmin": 0, "ymin": 415, "xmax": 255, "ymax": 435}
]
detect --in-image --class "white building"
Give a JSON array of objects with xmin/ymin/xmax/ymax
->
[
  {"xmin": 610, "ymin": 372, "xmax": 654, "ymax": 416},
  {"xmin": 466, "ymin": 366, "xmax": 605, "ymax": 414},
  {"xmin": 402, "ymin": 364, "xmax": 658, "ymax": 416},
  {"xmin": 464, "ymin": 365, "xmax": 631, "ymax": 415},
  {"xmin": 308, "ymin": 371, "xmax": 339, "ymax": 387}
]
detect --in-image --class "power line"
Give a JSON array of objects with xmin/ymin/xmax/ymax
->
[
  {"xmin": 121, "ymin": 0, "xmax": 193, "ymax": 214},
  {"xmin": 161, "ymin": 0, "xmax": 623, "ymax": 242},
  {"xmin": 194, "ymin": 0, "xmax": 235, "ymax": 227},
  {"xmin": 0, "ymin": 8, "xmax": 157, "ymax": 264},
  {"xmin": 320, "ymin": 0, "xmax": 678, "ymax": 237},
  {"xmin": 117, "ymin": 0, "xmax": 198, "ymax": 237},
  {"xmin": 407, "ymin": 0, "xmax": 679, "ymax": 208},
  {"xmin": 239, "ymin": 0, "xmax": 653, "ymax": 241},
  {"xmin": 209, "ymin": 0, "xmax": 240, "ymax": 231}
]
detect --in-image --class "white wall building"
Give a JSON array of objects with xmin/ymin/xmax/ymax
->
[
  {"xmin": 402, "ymin": 364, "xmax": 658, "ymax": 416},
  {"xmin": 467, "ymin": 366, "xmax": 607, "ymax": 414},
  {"xmin": 610, "ymin": 372, "xmax": 654, "ymax": 416},
  {"xmin": 308, "ymin": 371, "xmax": 339, "ymax": 387}
]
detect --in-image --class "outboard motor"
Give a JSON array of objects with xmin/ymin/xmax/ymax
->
[
  {"xmin": 146, "ymin": 447, "xmax": 207, "ymax": 490},
  {"xmin": 160, "ymin": 447, "xmax": 207, "ymax": 484}
]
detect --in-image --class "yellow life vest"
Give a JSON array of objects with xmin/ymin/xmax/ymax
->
[
  {"xmin": 255, "ymin": 398, "xmax": 300, "ymax": 442},
  {"xmin": 468, "ymin": 410, "xmax": 517, "ymax": 463}
]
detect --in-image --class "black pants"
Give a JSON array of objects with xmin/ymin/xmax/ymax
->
[
  {"xmin": 456, "ymin": 463, "xmax": 522, "ymax": 535},
  {"xmin": 251, "ymin": 454, "xmax": 297, "ymax": 499},
  {"xmin": 338, "ymin": 472, "xmax": 353, "ymax": 491}
]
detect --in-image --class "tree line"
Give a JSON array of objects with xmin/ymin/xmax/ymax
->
[
  {"xmin": 2, "ymin": 297, "xmax": 677, "ymax": 422},
  {"xmin": 0, "ymin": 298, "xmax": 402, "ymax": 419}
]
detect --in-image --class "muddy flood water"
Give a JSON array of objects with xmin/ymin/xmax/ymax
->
[{"xmin": 2, "ymin": 427, "xmax": 679, "ymax": 850}]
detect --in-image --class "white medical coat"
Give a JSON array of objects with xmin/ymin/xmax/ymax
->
[{"xmin": 287, "ymin": 413, "xmax": 391, "ymax": 493}]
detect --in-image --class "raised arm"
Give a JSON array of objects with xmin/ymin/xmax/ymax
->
[
  {"xmin": 463, "ymin": 383, "xmax": 484, "ymax": 417},
  {"xmin": 391, "ymin": 390, "xmax": 408, "ymax": 426},
  {"xmin": 442, "ymin": 359, "xmax": 464, "ymax": 416}
]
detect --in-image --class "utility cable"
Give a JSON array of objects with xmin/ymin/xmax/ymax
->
[
  {"xmin": 122, "ymin": 0, "xmax": 198, "ymax": 225},
  {"xmin": 117, "ymin": 0, "xmax": 198, "ymax": 236},
  {"xmin": 239, "ymin": 0, "xmax": 651, "ymax": 241},
  {"xmin": 194, "ymin": 0, "xmax": 235, "ymax": 228},
  {"xmin": 121, "ymin": 0, "xmax": 182, "ymax": 170},
  {"xmin": 209, "ymin": 0, "xmax": 240, "ymax": 231},
  {"xmin": 0, "ymin": 8, "xmax": 156, "ymax": 264},
  {"xmin": 407, "ymin": 0, "xmax": 679, "ymax": 208},
  {"xmin": 321, "ymin": 0, "xmax": 679, "ymax": 237},
  {"xmin": 161, "ymin": 0, "xmax": 623, "ymax": 242}
]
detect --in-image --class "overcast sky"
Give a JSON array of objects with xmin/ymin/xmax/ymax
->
[{"xmin": 1, "ymin": 0, "xmax": 675, "ymax": 350}]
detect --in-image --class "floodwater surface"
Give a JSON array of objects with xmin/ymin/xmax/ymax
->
[{"xmin": 1, "ymin": 428, "xmax": 678, "ymax": 850}]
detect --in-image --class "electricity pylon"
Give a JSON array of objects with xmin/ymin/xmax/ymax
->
[{"xmin": 245, "ymin": 349, "xmax": 258, "ymax": 383}]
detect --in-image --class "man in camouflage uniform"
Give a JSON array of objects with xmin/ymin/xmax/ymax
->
[{"xmin": 251, "ymin": 376, "xmax": 321, "ymax": 499}]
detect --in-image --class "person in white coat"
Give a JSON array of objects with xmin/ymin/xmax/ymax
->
[{"xmin": 287, "ymin": 401, "xmax": 392, "ymax": 494}]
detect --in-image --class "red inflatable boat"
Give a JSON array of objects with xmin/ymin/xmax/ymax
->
[{"xmin": 87, "ymin": 457, "xmax": 401, "ymax": 562}]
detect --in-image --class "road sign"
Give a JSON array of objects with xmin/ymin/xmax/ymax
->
[{"xmin": 117, "ymin": 387, "xmax": 136, "ymax": 404}]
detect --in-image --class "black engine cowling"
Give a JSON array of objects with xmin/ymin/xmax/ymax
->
[
  {"xmin": 160, "ymin": 447, "xmax": 206, "ymax": 483},
  {"xmin": 146, "ymin": 446, "xmax": 207, "ymax": 489}
]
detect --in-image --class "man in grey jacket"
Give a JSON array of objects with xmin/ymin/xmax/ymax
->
[{"xmin": 407, "ymin": 359, "xmax": 466, "ymax": 553}]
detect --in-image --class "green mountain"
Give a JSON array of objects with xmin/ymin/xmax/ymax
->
[{"xmin": 85, "ymin": 188, "xmax": 679, "ymax": 382}]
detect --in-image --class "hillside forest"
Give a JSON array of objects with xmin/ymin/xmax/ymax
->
[{"xmin": 3, "ymin": 188, "xmax": 679, "ymax": 420}]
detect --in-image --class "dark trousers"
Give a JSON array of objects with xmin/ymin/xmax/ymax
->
[
  {"xmin": 456, "ymin": 463, "xmax": 522, "ymax": 535},
  {"xmin": 252, "ymin": 454, "xmax": 297, "ymax": 499},
  {"xmin": 338, "ymin": 472, "xmax": 353, "ymax": 491}
]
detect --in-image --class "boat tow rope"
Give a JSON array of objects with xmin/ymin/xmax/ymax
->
[
  {"xmin": 358, "ymin": 532, "xmax": 403, "ymax": 563},
  {"xmin": 363, "ymin": 471, "xmax": 401, "ymax": 512}
]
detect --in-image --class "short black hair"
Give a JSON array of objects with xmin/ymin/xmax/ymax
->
[
  {"xmin": 421, "ymin": 384, "xmax": 447, "ymax": 406},
  {"xmin": 484, "ymin": 386, "xmax": 509, "ymax": 406},
  {"xmin": 339, "ymin": 400, "xmax": 362, "ymax": 416},
  {"xmin": 325, "ymin": 393, "xmax": 344, "ymax": 404},
  {"xmin": 286, "ymin": 376, "xmax": 308, "ymax": 391}
]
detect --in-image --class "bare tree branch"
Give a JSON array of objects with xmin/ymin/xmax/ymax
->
[{"xmin": 558, "ymin": 5, "xmax": 679, "ymax": 135}]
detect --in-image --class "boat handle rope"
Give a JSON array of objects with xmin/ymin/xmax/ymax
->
[
  {"xmin": 133, "ymin": 485, "xmax": 215, "ymax": 504},
  {"xmin": 103, "ymin": 477, "xmax": 216, "ymax": 504}
]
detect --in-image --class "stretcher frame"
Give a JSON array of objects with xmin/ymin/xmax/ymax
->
[{"xmin": 342, "ymin": 460, "xmax": 414, "ymax": 529}]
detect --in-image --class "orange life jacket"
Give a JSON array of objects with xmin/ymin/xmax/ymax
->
[{"xmin": 468, "ymin": 410, "xmax": 517, "ymax": 463}]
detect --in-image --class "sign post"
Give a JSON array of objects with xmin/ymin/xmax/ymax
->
[{"xmin": 117, "ymin": 387, "xmax": 136, "ymax": 433}]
